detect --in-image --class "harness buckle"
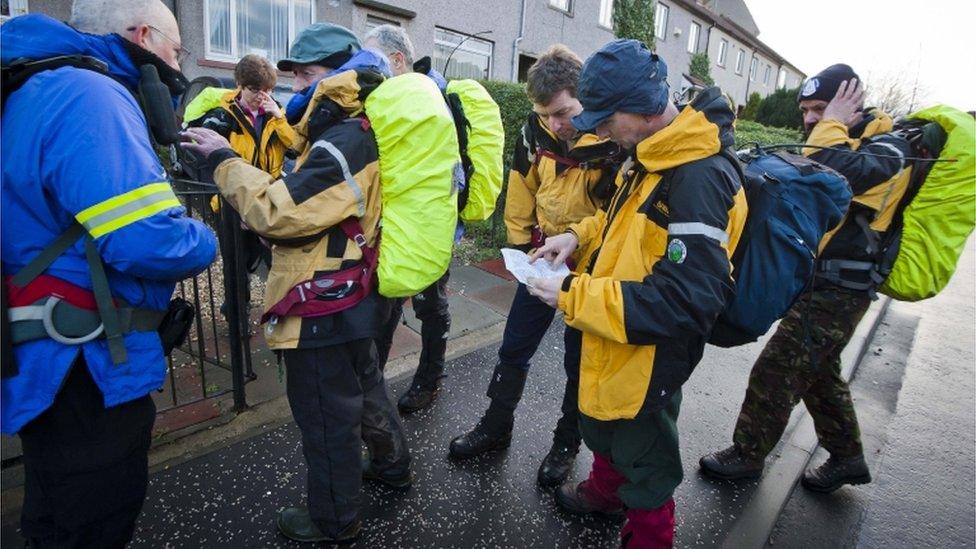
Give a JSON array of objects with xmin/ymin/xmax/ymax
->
[{"xmin": 41, "ymin": 297, "xmax": 104, "ymax": 345}]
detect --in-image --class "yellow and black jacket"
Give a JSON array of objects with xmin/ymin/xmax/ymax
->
[
  {"xmin": 804, "ymin": 109, "xmax": 914, "ymax": 285},
  {"xmin": 192, "ymin": 89, "xmax": 297, "ymax": 178},
  {"xmin": 210, "ymin": 70, "xmax": 388, "ymax": 350},
  {"xmin": 504, "ymin": 113, "xmax": 621, "ymax": 247},
  {"xmin": 557, "ymin": 88, "xmax": 748, "ymax": 421}
]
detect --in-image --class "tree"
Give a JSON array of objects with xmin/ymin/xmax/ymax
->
[
  {"xmin": 613, "ymin": 0, "xmax": 655, "ymax": 50},
  {"xmin": 755, "ymin": 87, "xmax": 803, "ymax": 130},
  {"xmin": 689, "ymin": 52, "xmax": 713, "ymax": 86},
  {"xmin": 739, "ymin": 92, "xmax": 762, "ymax": 120},
  {"xmin": 864, "ymin": 71, "xmax": 929, "ymax": 117}
]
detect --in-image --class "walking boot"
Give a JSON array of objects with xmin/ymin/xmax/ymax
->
[
  {"xmin": 276, "ymin": 506, "xmax": 361, "ymax": 544},
  {"xmin": 699, "ymin": 445, "xmax": 764, "ymax": 480},
  {"xmin": 537, "ymin": 442, "xmax": 579, "ymax": 488},
  {"xmin": 363, "ymin": 461, "xmax": 414, "ymax": 490},
  {"xmin": 449, "ymin": 363, "xmax": 527, "ymax": 459},
  {"xmin": 397, "ymin": 379, "xmax": 440, "ymax": 415},
  {"xmin": 400, "ymin": 300, "xmax": 449, "ymax": 414},
  {"xmin": 555, "ymin": 480, "xmax": 626, "ymax": 520},
  {"xmin": 801, "ymin": 454, "xmax": 871, "ymax": 493}
]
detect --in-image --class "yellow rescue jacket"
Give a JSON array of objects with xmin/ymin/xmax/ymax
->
[
  {"xmin": 558, "ymin": 88, "xmax": 748, "ymax": 420},
  {"xmin": 189, "ymin": 89, "xmax": 297, "ymax": 178},
  {"xmin": 504, "ymin": 113, "xmax": 620, "ymax": 246},
  {"xmin": 805, "ymin": 109, "xmax": 914, "ymax": 269},
  {"xmin": 212, "ymin": 70, "xmax": 388, "ymax": 350}
]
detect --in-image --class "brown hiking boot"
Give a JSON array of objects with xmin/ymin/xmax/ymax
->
[
  {"xmin": 801, "ymin": 454, "xmax": 871, "ymax": 493},
  {"xmin": 554, "ymin": 480, "xmax": 625, "ymax": 520},
  {"xmin": 699, "ymin": 445, "xmax": 764, "ymax": 480}
]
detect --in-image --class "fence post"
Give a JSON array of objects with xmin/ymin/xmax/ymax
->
[{"xmin": 218, "ymin": 203, "xmax": 249, "ymax": 412}]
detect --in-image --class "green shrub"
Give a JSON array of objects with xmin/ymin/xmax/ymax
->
[
  {"xmin": 739, "ymin": 92, "xmax": 762, "ymax": 121},
  {"xmin": 755, "ymin": 87, "xmax": 803, "ymax": 130},
  {"xmin": 613, "ymin": 0, "xmax": 656, "ymax": 50},
  {"xmin": 734, "ymin": 119, "xmax": 803, "ymax": 149},
  {"xmin": 689, "ymin": 52, "xmax": 714, "ymax": 87}
]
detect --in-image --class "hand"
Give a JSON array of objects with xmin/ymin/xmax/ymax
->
[
  {"xmin": 528, "ymin": 232, "xmax": 578, "ymax": 268},
  {"xmin": 260, "ymin": 92, "xmax": 282, "ymax": 119},
  {"xmin": 822, "ymin": 79, "xmax": 865, "ymax": 128},
  {"xmin": 180, "ymin": 127, "xmax": 232, "ymax": 159},
  {"xmin": 526, "ymin": 276, "xmax": 562, "ymax": 308}
]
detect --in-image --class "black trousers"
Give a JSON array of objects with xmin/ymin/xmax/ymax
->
[
  {"xmin": 283, "ymin": 339, "xmax": 410, "ymax": 535},
  {"xmin": 19, "ymin": 356, "xmax": 156, "ymax": 548}
]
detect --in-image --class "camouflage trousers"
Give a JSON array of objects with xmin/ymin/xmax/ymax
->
[{"xmin": 732, "ymin": 283, "xmax": 871, "ymax": 461}]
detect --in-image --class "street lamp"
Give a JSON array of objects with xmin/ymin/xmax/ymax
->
[{"xmin": 443, "ymin": 29, "xmax": 493, "ymax": 79}]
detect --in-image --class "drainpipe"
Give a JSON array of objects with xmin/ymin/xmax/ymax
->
[{"xmin": 510, "ymin": 0, "xmax": 527, "ymax": 82}]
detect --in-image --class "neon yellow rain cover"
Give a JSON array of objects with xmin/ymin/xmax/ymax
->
[
  {"xmin": 446, "ymin": 79, "xmax": 504, "ymax": 222},
  {"xmin": 365, "ymin": 73, "xmax": 459, "ymax": 297},
  {"xmin": 182, "ymin": 87, "xmax": 233, "ymax": 125},
  {"xmin": 881, "ymin": 105, "xmax": 976, "ymax": 301}
]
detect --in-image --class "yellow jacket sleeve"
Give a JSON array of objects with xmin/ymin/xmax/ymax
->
[{"xmin": 557, "ymin": 273, "xmax": 629, "ymax": 343}]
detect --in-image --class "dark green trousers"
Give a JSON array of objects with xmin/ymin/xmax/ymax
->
[
  {"xmin": 733, "ymin": 284, "xmax": 870, "ymax": 461},
  {"xmin": 580, "ymin": 390, "xmax": 683, "ymax": 510}
]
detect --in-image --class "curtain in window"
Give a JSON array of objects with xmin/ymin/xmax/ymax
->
[{"xmin": 209, "ymin": 0, "xmax": 231, "ymax": 55}]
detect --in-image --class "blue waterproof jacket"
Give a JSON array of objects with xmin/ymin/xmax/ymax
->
[{"xmin": 0, "ymin": 15, "xmax": 217, "ymax": 434}]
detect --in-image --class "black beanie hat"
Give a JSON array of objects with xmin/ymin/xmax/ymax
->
[{"xmin": 797, "ymin": 63, "xmax": 860, "ymax": 103}]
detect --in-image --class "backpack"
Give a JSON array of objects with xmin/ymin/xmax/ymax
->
[
  {"xmin": 875, "ymin": 106, "xmax": 975, "ymax": 301},
  {"xmin": 707, "ymin": 150, "xmax": 852, "ymax": 347},
  {"xmin": 443, "ymin": 79, "xmax": 505, "ymax": 222},
  {"xmin": 363, "ymin": 73, "xmax": 460, "ymax": 298}
]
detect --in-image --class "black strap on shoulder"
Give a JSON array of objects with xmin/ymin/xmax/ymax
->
[{"xmin": 1, "ymin": 55, "xmax": 109, "ymax": 111}]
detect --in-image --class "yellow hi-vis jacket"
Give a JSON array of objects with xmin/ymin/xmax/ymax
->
[
  {"xmin": 558, "ymin": 88, "xmax": 748, "ymax": 420},
  {"xmin": 504, "ymin": 113, "xmax": 621, "ymax": 246}
]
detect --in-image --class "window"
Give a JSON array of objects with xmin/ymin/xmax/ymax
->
[
  {"xmin": 749, "ymin": 57, "xmax": 757, "ymax": 81},
  {"xmin": 734, "ymin": 49, "xmax": 744, "ymax": 74},
  {"xmin": 1, "ymin": 0, "xmax": 29, "ymax": 22},
  {"xmin": 550, "ymin": 0, "xmax": 572, "ymax": 12},
  {"xmin": 764, "ymin": 64, "xmax": 771, "ymax": 85},
  {"xmin": 205, "ymin": 0, "xmax": 313, "ymax": 64},
  {"xmin": 654, "ymin": 3, "xmax": 669, "ymax": 39},
  {"xmin": 717, "ymin": 39, "xmax": 728, "ymax": 66},
  {"xmin": 687, "ymin": 22, "xmax": 700, "ymax": 53},
  {"xmin": 433, "ymin": 27, "xmax": 493, "ymax": 80},
  {"xmin": 599, "ymin": 0, "xmax": 613, "ymax": 28},
  {"xmin": 365, "ymin": 15, "xmax": 399, "ymax": 32},
  {"xmin": 777, "ymin": 67, "xmax": 787, "ymax": 88}
]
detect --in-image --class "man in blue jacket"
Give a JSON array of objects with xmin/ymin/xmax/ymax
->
[{"xmin": 1, "ymin": 0, "xmax": 217, "ymax": 545}]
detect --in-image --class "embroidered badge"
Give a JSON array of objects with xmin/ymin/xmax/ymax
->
[
  {"xmin": 667, "ymin": 238, "xmax": 687, "ymax": 264},
  {"xmin": 801, "ymin": 78, "xmax": 819, "ymax": 98}
]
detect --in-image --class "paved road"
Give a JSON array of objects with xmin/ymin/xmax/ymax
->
[{"xmin": 768, "ymin": 241, "xmax": 976, "ymax": 548}]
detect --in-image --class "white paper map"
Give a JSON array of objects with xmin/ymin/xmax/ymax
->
[{"xmin": 500, "ymin": 248, "xmax": 571, "ymax": 286}]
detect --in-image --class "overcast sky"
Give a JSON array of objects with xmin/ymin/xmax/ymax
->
[{"xmin": 745, "ymin": 0, "xmax": 975, "ymax": 111}]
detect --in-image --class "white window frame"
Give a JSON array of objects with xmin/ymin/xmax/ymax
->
[
  {"xmin": 549, "ymin": 0, "xmax": 572, "ymax": 13},
  {"xmin": 749, "ymin": 57, "xmax": 757, "ymax": 81},
  {"xmin": 1, "ymin": 0, "xmax": 29, "ymax": 22},
  {"xmin": 599, "ymin": 0, "xmax": 614, "ymax": 29},
  {"xmin": 764, "ymin": 64, "xmax": 771, "ymax": 85},
  {"xmin": 203, "ymin": 0, "xmax": 314, "ymax": 63},
  {"xmin": 777, "ymin": 67, "xmax": 787, "ymax": 89},
  {"xmin": 687, "ymin": 21, "xmax": 700, "ymax": 53},
  {"xmin": 654, "ymin": 3, "xmax": 669, "ymax": 40},
  {"xmin": 434, "ymin": 27, "xmax": 494, "ymax": 80},
  {"xmin": 717, "ymin": 39, "xmax": 728, "ymax": 67},
  {"xmin": 734, "ymin": 49, "xmax": 744, "ymax": 75}
]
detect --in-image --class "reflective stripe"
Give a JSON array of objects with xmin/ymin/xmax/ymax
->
[
  {"xmin": 75, "ymin": 182, "xmax": 181, "ymax": 238},
  {"xmin": 668, "ymin": 222, "xmax": 729, "ymax": 245},
  {"xmin": 311, "ymin": 139, "xmax": 366, "ymax": 216},
  {"xmin": 873, "ymin": 142, "xmax": 906, "ymax": 172}
]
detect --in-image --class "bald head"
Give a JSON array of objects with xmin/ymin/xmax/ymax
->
[{"xmin": 71, "ymin": 0, "xmax": 183, "ymax": 70}]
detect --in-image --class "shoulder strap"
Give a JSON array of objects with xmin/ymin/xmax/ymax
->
[{"xmin": 2, "ymin": 55, "xmax": 109, "ymax": 112}]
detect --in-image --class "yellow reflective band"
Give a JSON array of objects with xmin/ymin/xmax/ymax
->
[{"xmin": 76, "ymin": 182, "xmax": 181, "ymax": 238}]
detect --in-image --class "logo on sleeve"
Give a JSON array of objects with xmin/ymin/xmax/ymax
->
[{"xmin": 667, "ymin": 238, "xmax": 687, "ymax": 264}]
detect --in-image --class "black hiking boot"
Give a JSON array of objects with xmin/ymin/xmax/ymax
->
[
  {"xmin": 276, "ymin": 506, "xmax": 361, "ymax": 544},
  {"xmin": 801, "ymin": 454, "xmax": 871, "ymax": 493},
  {"xmin": 537, "ymin": 442, "xmax": 579, "ymax": 488},
  {"xmin": 397, "ymin": 381, "xmax": 439, "ymax": 414},
  {"xmin": 449, "ymin": 417, "xmax": 513, "ymax": 459},
  {"xmin": 699, "ymin": 445, "xmax": 764, "ymax": 480},
  {"xmin": 554, "ymin": 481, "xmax": 625, "ymax": 520},
  {"xmin": 449, "ymin": 363, "xmax": 527, "ymax": 459},
  {"xmin": 363, "ymin": 462, "xmax": 414, "ymax": 490}
]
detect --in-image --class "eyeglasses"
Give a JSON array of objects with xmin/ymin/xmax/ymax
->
[{"xmin": 128, "ymin": 24, "xmax": 191, "ymax": 65}]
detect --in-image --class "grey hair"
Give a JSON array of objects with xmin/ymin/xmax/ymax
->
[
  {"xmin": 70, "ymin": 0, "xmax": 173, "ymax": 35},
  {"xmin": 363, "ymin": 24, "xmax": 415, "ymax": 66}
]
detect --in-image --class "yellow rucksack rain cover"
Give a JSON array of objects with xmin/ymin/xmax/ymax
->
[
  {"xmin": 445, "ymin": 79, "xmax": 504, "ymax": 222},
  {"xmin": 182, "ymin": 87, "xmax": 233, "ymax": 125},
  {"xmin": 365, "ymin": 73, "xmax": 459, "ymax": 297},
  {"xmin": 880, "ymin": 105, "xmax": 976, "ymax": 301}
]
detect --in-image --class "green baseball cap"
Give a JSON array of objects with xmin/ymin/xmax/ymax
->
[{"xmin": 277, "ymin": 23, "xmax": 361, "ymax": 72}]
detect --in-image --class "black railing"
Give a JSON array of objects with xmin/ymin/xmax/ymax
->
[{"xmin": 162, "ymin": 178, "xmax": 256, "ymax": 414}]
